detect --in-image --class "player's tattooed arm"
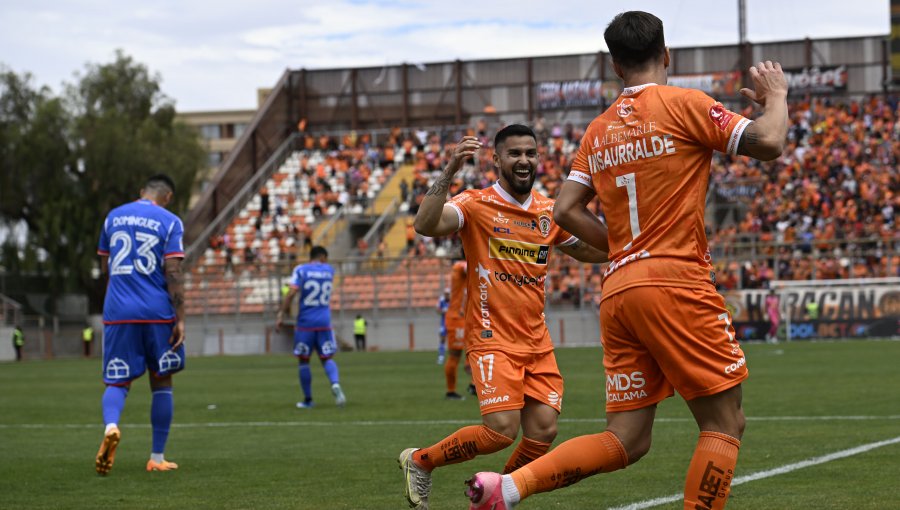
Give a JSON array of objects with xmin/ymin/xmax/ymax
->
[
  {"xmin": 165, "ymin": 257, "xmax": 186, "ymax": 349},
  {"xmin": 425, "ymin": 171, "xmax": 453, "ymax": 197},
  {"xmin": 414, "ymin": 136, "xmax": 482, "ymax": 237},
  {"xmin": 558, "ymin": 238, "xmax": 608, "ymax": 263},
  {"xmin": 736, "ymin": 60, "xmax": 788, "ymax": 161}
]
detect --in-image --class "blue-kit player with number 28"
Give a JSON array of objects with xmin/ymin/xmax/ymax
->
[
  {"xmin": 95, "ymin": 174, "xmax": 187, "ymax": 476},
  {"xmin": 276, "ymin": 245, "xmax": 346, "ymax": 409}
]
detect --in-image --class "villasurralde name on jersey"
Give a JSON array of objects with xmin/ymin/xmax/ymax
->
[{"xmin": 586, "ymin": 121, "xmax": 676, "ymax": 174}]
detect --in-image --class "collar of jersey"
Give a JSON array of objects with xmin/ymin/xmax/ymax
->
[
  {"xmin": 621, "ymin": 83, "xmax": 657, "ymax": 96},
  {"xmin": 492, "ymin": 182, "xmax": 532, "ymax": 210},
  {"xmin": 135, "ymin": 199, "xmax": 159, "ymax": 206}
]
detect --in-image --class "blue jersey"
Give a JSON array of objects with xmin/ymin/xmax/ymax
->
[
  {"xmin": 438, "ymin": 296, "xmax": 449, "ymax": 329},
  {"xmin": 290, "ymin": 261, "xmax": 334, "ymax": 329},
  {"xmin": 98, "ymin": 199, "xmax": 184, "ymax": 323}
]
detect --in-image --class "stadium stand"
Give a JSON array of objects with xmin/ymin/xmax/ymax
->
[{"xmin": 185, "ymin": 96, "xmax": 898, "ymax": 317}]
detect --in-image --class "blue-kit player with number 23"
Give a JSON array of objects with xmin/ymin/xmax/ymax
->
[
  {"xmin": 95, "ymin": 174, "xmax": 187, "ymax": 476},
  {"xmin": 276, "ymin": 245, "xmax": 346, "ymax": 409}
]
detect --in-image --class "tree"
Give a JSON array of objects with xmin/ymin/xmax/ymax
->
[{"xmin": 0, "ymin": 51, "xmax": 205, "ymax": 313}]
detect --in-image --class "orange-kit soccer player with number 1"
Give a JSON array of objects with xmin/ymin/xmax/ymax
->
[{"xmin": 467, "ymin": 11, "xmax": 788, "ymax": 510}]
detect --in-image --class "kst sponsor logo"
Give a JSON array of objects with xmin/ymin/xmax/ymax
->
[
  {"xmin": 489, "ymin": 238, "xmax": 549, "ymax": 265},
  {"xmin": 606, "ymin": 371, "xmax": 648, "ymax": 403},
  {"xmin": 476, "ymin": 263, "xmax": 492, "ymax": 329},
  {"xmin": 493, "ymin": 212, "xmax": 509, "ymax": 224}
]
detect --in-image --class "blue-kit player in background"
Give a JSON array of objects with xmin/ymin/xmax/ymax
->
[
  {"xmin": 277, "ymin": 245, "xmax": 346, "ymax": 409},
  {"xmin": 95, "ymin": 174, "xmax": 186, "ymax": 475},
  {"xmin": 436, "ymin": 288, "xmax": 450, "ymax": 364}
]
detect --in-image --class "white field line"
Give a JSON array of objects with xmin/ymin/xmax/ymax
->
[
  {"xmin": 1, "ymin": 415, "xmax": 899, "ymax": 430},
  {"xmin": 608, "ymin": 435, "xmax": 900, "ymax": 510}
]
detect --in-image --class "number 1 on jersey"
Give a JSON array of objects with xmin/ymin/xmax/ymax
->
[{"xmin": 615, "ymin": 172, "xmax": 641, "ymax": 251}]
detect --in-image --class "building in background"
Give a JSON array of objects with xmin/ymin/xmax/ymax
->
[{"xmin": 177, "ymin": 86, "xmax": 272, "ymax": 207}]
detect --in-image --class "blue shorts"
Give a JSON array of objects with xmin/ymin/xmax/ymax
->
[
  {"xmin": 439, "ymin": 324, "xmax": 448, "ymax": 337},
  {"xmin": 294, "ymin": 329, "xmax": 337, "ymax": 360},
  {"xmin": 102, "ymin": 322, "xmax": 185, "ymax": 385}
]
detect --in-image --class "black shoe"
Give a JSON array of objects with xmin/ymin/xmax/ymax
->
[
  {"xmin": 445, "ymin": 392, "xmax": 464, "ymax": 400},
  {"xmin": 467, "ymin": 384, "xmax": 477, "ymax": 396}
]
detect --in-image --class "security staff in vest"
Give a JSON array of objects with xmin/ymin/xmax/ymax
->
[
  {"xmin": 12, "ymin": 324, "xmax": 24, "ymax": 361},
  {"xmin": 353, "ymin": 314, "xmax": 368, "ymax": 352},
  {"xmin": 83, "ymin": 324, "xmax": 94, "ymax": 358}
]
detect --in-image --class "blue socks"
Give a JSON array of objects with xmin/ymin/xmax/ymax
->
[
  {"xmin": 299, "ymin": 363, "xmax": 312, "ymax": 401},
  {"xmin": 102, "ymin": 385, "xmax": 129, "ymax": 426},
  {"xmin": 151, "ymin": 388, "xmax": 174, "ymax": 455},
  {"xmin": 298, "ymin": 359, "xmax": 341, "ymax": 402},
  {"xmin": 322, "ymin": 359, "xmax": 340, "ymax": 386}
]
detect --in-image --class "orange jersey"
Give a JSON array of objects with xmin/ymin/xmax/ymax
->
[
  {"xmin": 447, "ymin": 260, "xmax": 467, "ymax": 323},
  {"xmin": 569, "ymin": 84, "xmax": 750, "ymax": 300},
  {"xmin": 447, "ymin": 183, "xmax": 575, "ymax": 354},
  {"xmin": 444, "ymin": 260, "xmax": 466, "ymax": 330}
]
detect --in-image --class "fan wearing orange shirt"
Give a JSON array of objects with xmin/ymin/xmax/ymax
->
[
  {"xmin": 467, "ymin": 11, "xmax": 788, "ymax": 510},
  {"xmin": 398, "ymin": 124, "xmax": 607, "ymax": 510}
]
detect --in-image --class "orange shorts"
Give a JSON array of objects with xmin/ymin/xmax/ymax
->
[
  {"xmin": 445, "ymin": 318, "xmax": 466, "ymax": 351},
  {"xmin": 600, "ymin": 285, "xmax": 748, "ymax": 413},
  {"xmin": 466, "ymin": 348, "xmax": 563, "ymax": 416}
]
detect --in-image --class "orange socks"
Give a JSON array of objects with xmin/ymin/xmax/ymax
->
[
  {"xmin": 503, "ymin": 436, "xmax": 552, "ymax": 474},
  {"xmin": 413, "ymin": 425, "xmax": 515, "ymax": 471},
  {"xmin": 444, "ymin": 355, "xmax": 459, "ymax": 393},
  {"xmin": 683, "ymin": 432, "xmax": 741, "ymax": 510},
  {"xmin": 511, "ymin": 430, "xmax": 628, "ymax": 498}
]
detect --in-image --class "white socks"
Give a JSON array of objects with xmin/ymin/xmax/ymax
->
[
  {"xmin": 150, "ymin": 453, "xmax": 165, "ymax": 463},
  {"xmin": 105, "ymin": 423, "xmax": 118, "ymax": 434},
  {"xmin": 501, "ymin": 474, "xmax": 521, "ymax": 506}
]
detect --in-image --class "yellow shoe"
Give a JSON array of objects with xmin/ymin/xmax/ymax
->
[
  {"xmin": 95, "ymin": 426, "xmax": 120, "ymax": 476},
  {"xmin": 146, "ymin": 458, "xmax": 179, "ymax": 472}
]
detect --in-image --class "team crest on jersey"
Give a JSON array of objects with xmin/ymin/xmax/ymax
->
[
  {"xmin": 616, "ymin": 98, "xmax": 634, "ymax": 118},
  {"xmin": 538, "ymin": 212, "xmax": 552, "ymax": 237},
  {"xmin": 708, "ymin": 103, "xmax": 733, "ymax": 131}
]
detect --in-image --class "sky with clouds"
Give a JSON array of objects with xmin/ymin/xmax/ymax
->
[{"xmin": 0, "ymin": 0, "xmax": 890, "ymax": 112}]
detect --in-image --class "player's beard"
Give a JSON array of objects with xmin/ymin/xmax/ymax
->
[{"xmin": 502, "ymin": 164, "xmax": 536, "ymax": 196}]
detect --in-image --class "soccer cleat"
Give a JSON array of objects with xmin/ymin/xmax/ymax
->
[
  {"xmin": 467, "ymin": 384, "xmax": 477, "ymax": 396},
  {"xmin": 95, "ymin": 426, "xmax": 121, "ymax": 476},
  {"xmin": 466, "ymin": 472, "xmax": 512, "ymax": 510},
  {"xmin": 332, "ymin": 383, "xmax": 346, "ymax": 408},
  {"xmin": 445, "ymin": 392, "xmax": 464, "ymax": 400},
  {"xmin": 398, "ymin": 448, "xmax": 432, "ymax": 509},
  {"xmin": 296, "ymin": 400, "xmax": 314, "ymax": 409},
  {"xmin": 146, "ymin": 459, "xmax": 179, "ymax": 472}
]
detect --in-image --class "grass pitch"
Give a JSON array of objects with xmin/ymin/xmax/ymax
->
[{"xmin": 1, "ymin": 340, "xmax": 899, "ymax": 509}]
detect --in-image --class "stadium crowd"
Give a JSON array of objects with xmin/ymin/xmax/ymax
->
[{"xmin": 209, "ymin": 94, "xmax": 898, "ymax": 307}]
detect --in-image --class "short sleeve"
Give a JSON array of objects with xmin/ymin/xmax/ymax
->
[
  {"xmin": 553, "ymin": 227, "xmax": 577, "ymax": 247},
  {"xmin": 164, "ymin": 217, "xmax": 185, "ymax": 259},
  {"xmin": 446, "ymin": 191, "xmax": 474, "ymax": 231},
  {"xmin": 570, "ymin": 127, "xmax": 593, "ymax": 175},
  {"xmin": 289, "ymin": 267, "xmax": 303, "ymax": 288},
  {"xmin": 679, "ymin": 89, "xmax": 750, "ymax": 155},
  {"xmin": 97, "ymin": 217, "xmax": 110, "ymax": 256}
]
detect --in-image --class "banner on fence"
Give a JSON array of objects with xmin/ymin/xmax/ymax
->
[{"xmin": 721, "ymin": 282, "xmax": 900, "ymax": 340}]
